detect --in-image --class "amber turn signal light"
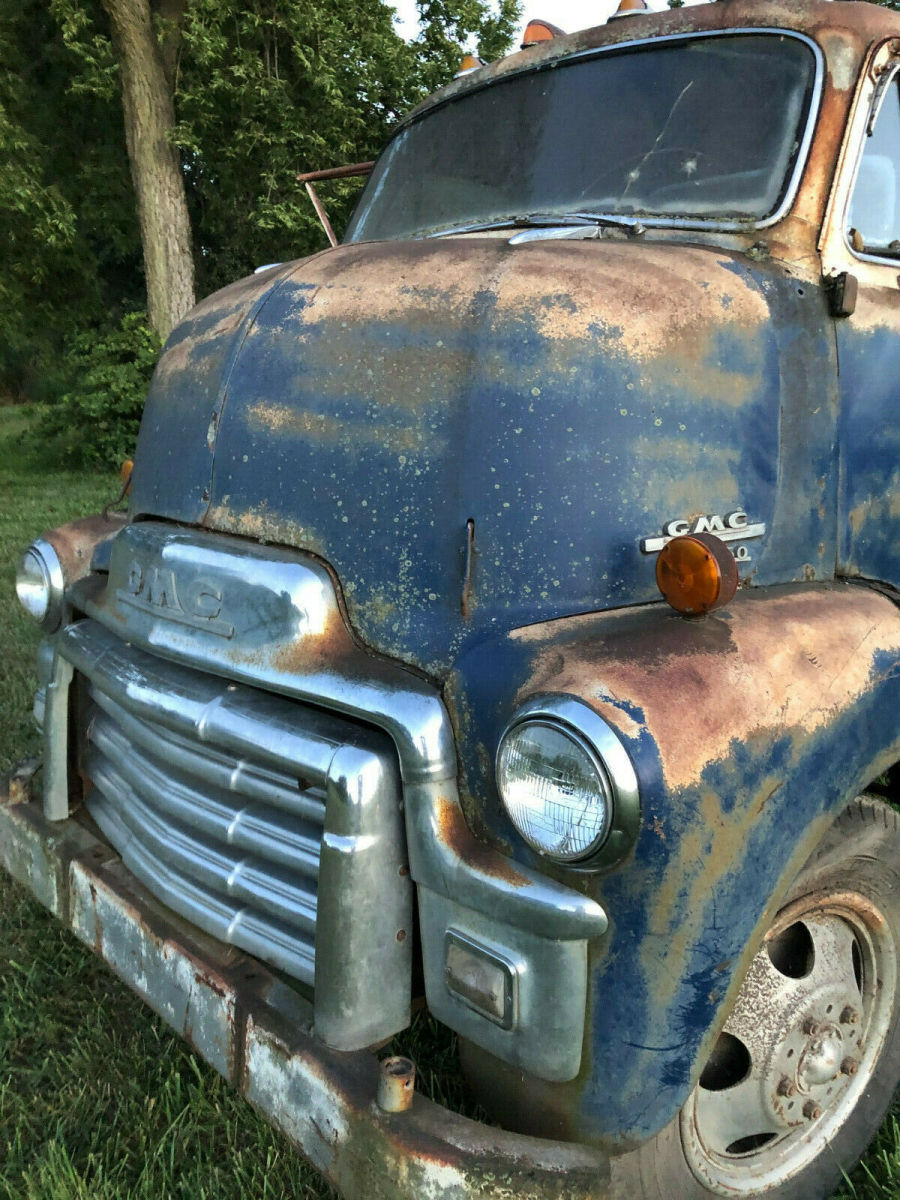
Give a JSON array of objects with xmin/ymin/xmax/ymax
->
[
  {"xmin": 655, "ymin": 532, "xmax": 739, "ymax": 616},
  {"xmin": 120, "ymin": 458, "xmax": 134, "ymax": 495}
]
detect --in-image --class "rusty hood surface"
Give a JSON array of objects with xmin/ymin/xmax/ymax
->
[{"xmin": 131, "ymin": 236, "xmax": 837, "ymax": 676}]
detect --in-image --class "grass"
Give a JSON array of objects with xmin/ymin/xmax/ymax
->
[
  {"xmin": 0, "ymin": 407, "xmax": 337, "ymax": 1200},
  {"xmin": 0, "ymin": 406, "xmax": 897, "ymax": 1199}
]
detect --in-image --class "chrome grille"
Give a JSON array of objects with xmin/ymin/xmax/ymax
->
[
  {"xmin": 84, "ymin": 696, "xmax": 323, "ymax": 983},
  {"xmin": 60, "ymin": 621, "xmax": 412, "ymax": 1048}
]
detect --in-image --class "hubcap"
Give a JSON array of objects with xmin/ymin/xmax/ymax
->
[{"xmin": 680, "ymin": 891, "xmax": 896, "ymax": 1196}]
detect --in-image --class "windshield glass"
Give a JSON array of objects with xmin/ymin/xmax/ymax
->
[{"xmin": 346, "ymin": 33, "xmax": 818, "ymax": 242}]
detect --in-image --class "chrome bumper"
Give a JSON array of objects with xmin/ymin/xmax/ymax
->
[{"xmin": 0, "ymin": 766, "xmax": 610, "ymax": 1200}]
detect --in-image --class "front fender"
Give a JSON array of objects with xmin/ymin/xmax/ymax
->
[{"xmin": 447, "ymin": 582, "xmax": 900, "ymax": 1148}]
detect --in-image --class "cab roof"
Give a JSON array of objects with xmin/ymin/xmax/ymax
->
[{"xmin": 405, "ymin": 0, "xmax": 900, "ymax": 126}]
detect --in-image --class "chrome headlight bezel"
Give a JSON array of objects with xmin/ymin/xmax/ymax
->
[
  {"xmin": 496, "ymin": 695, "xmax": 641, "ymax": 871},
  {"xmin": 15, "ymin": 538, "xmax": 65, "ymax": 632}
]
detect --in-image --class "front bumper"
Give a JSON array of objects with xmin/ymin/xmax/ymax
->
[{"xmin": 0, "ymin": 765, "xmax": 611, "ymax": 1200}]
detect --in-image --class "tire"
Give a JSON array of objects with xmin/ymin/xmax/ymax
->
[{"xmin": 610, "ymin": 795, "xmax": 900, "ymax": 1200}]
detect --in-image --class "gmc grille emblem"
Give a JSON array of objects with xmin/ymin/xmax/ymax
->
[{"xmin": 117, "ymin": 561, "xmax": 235, "ymax": 639}]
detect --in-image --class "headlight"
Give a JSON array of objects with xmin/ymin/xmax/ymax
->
[
  {"xmin": 15, "ymin": 539, "xmax": 65, "ymax": 631},
  {"xmin": 496, "ymin": 696, "xmax": 640, "ymax": 868}
]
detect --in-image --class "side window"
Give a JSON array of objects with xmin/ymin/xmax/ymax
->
[{"xmin": 848, "ymin": 77, "xmax": 900, "ymax": 257}]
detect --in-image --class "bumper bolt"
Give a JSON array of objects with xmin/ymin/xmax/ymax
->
[
  {"xmin": 801, "ymin": 1017, "xmax": 820, "ymax": 1035},
  {"xmin": 777, "ymin": 1076, "xmax": 797, "ymax": 1098},
  {"xmin": 840, "ymin": 1056, "xmax": 860, "ymax": 1076},
  {"xmin": 803, "ymin": 1101, "xmax": 822, "ymax": 1121},
  {"xmin": 377, "ymin": 1056, "xmax": 416, "ymax": 1113},
  {"xmin": 840, "ymin": 1006, "xmax": 860, "ymax": 1025}
]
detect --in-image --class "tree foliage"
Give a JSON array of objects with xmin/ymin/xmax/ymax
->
[
  {"xmin": 40, "ymin": 311, "xmax": 161, "ymax": 465},
  {"xmin": 0, "ymin": 0, "xmax": 140, "ymax": 401},
  {"xmin": 1, "ymin": 0, "xmax": 520, "ymax": 449}
]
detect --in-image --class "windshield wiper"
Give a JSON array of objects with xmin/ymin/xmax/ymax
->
[
  {"xmin": 430, "ymin": 211, "xmax": 645, "ymax": 240},
  {"xmin": 510, "ymin": 212, "xmax": 646, "ymax": 242},
  {"xmin": 519, "ymin": 211, "xmax": 644, "ymax": 231}
]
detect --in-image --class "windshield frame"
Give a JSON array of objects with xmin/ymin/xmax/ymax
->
[{"xmin": 345, "ymin": 28, "xmax": 825, "ymax": 243}]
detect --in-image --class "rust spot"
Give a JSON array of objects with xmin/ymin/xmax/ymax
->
[
  {"xmin": 513, "ymin": 585, "xmax": 900, "ymax": 793},
  {"xmin": 43, "ymin": 513, "xmax": 127, "ymax": 588},
  {"xmin": 6, "ymin": 760, "xmax": 40, "ymax": 806},
  {"xmin": 435, "ymin": 795, "xmax": 530, "ymax": 889}
]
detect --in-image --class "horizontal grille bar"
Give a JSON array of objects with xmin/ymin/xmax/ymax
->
[
  {"xmin": 65, "ymin": 623, "xmax": 388, "ymax": 988},
  {"xmin": 86, "ymin": 789, "xmax": 317, "ymax": 983},
  {"xmin": 63, "ymin": 622, "xmax": 349, "ymax": 786},
  {"xmin": 60, "ymin": 614, "xmax": 413, "ymax": 1049},
  {"xmin": 85, "ymin": 740, "xmax": 319, "ymax": 930},
  {"xmin": 89, "ymin": 698, "xmax": 326, "ymax": 873}
]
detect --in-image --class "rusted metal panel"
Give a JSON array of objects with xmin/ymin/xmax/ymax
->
[
  {"xmin": 131, "ymin": 235, "xmax": 837, "ymax": 678},
  {"xmin": 816, "ymin": 36, "xmax": 900, "ymax": 591},
  {"xmin": 40, "ymin": 512, "xmax": 126, "ymax": 585},
  {"xmin": 0, "ymin": 775, "xmax": 613, "ymax": 1200},
  {"xmin": 0, "ymin": 769, "xmax": 101, "ymax": 916},
  {"xmin": 69, "ymin": 858, "xmax": 241, "ymax": 1080},
  {"xmin": 243, "ymin": 1010, "xmax": 611, "ymax": 1200},
  {"xmin": 447, "ymin": 582, "xmax": 900, "ymax": 1146}
]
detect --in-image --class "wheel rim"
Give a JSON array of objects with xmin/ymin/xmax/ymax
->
[{"xmin": 680, "ymin": 889, "xmax": 897, "ymax": 1197}]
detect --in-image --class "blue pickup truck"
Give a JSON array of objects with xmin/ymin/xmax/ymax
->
[{"xmin": 5, "ymin": 1, "xmax": 899, "ymax": 1197}]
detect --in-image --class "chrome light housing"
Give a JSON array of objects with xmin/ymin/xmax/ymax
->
[
  {"xmin": 496, "ymin": 696, "xmax": 640, "ymax": 870},
  {"xmin": 16, "ymin": 539, "xmax": 65, "ymax": 631}
]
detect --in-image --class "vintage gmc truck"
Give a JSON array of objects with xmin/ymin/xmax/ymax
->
[{"xmin": 4, "ymin": 0, "xmax": 899, "ymax": 1197}]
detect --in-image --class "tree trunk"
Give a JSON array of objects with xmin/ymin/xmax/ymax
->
[{"xmin": 102, "ymin": 0, "xmax": 194, "ymax": 339}]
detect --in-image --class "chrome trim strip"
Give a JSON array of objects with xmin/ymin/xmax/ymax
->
[
  {"xmin": 43, "ymin": 649, "xmax": 73, "ymax": 821},
  {"xmin": 71, "ymin": 523, "xmax": 456, "ymax": 785}
]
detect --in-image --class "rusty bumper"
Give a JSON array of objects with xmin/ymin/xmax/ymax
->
[{"xmin": 0, "ymin": 766, "xmax": 610, "ymax": 1200}]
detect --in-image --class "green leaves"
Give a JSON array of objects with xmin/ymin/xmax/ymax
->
[
  {"xmin": 39, "ymin": 312, "xmax": 161, "ymax": 466},
  {"xmin": 0, "ymin": 0, "xmax": 520, "ymax": 416}
]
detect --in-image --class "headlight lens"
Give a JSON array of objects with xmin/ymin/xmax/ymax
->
[
  {"xmin": 496, "ymin": 720, "xmax": 614, "ymax": 861},
  {"xmin": 16, "ymin": 541, "xmax": 64, "ymax": 630}
]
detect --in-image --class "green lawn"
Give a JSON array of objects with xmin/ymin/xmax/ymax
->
[{"xmin": 0, "ymin": 407, "xmax": 896, "ymax": 1199}]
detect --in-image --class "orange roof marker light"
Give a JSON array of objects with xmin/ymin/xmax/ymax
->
[
  {"xmin": 608, "ymin": 0, "xmax": 650, "ymax": 20},
  {"xmin": 521, "ymin": 20, "xmax": 565, "ymax": 49},
  {"xmin": 655, "ymin": 532, "xmax": 739, "ymax": 617},
  {"xmin": 455, "ymin": 53, "xmax": 487, "ymax": 78}
]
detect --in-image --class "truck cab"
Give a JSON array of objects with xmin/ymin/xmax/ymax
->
[{"xmin": 5, "ymin": 3, "xmax": 899, "ymax": 1198}]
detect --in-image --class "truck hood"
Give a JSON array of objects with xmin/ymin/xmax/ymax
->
[{"xmin": 131, "ymin": 237, "xmax": 836, "ymax": 676}]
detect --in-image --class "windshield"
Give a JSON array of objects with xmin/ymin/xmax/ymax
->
[{"xmin": 345, "ymin": 33, "xmax": 819, "ymax": 242}]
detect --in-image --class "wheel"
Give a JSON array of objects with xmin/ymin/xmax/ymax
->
[{"xmin": 611, "ymin": 796, "xmax": 900, "ymax": 1200}]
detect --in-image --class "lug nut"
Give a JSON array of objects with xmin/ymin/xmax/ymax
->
[
  {"xmin": 803, "ymin": 1101, "xmax": 822, "ymax": 1121},
  {"xmin": 801, "ymin": 1017, "xmax": 819, "ymax": 1035},
  {"xmin": 840, "ymin": 1006, "xmax": 860, "ymax": 1026},
  {"xmin": 840, "ymin": 1057, "xmax": 859, "ymax": 1076},
  {"xmin": 777, "ymin": 1076, "xmax": 797, "ymax": 1098}
]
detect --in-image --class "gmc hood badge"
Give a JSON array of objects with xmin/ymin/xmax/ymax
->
[{"xmin": 641, "ymin": 511, "xmax": 766, "ymax": 561}]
